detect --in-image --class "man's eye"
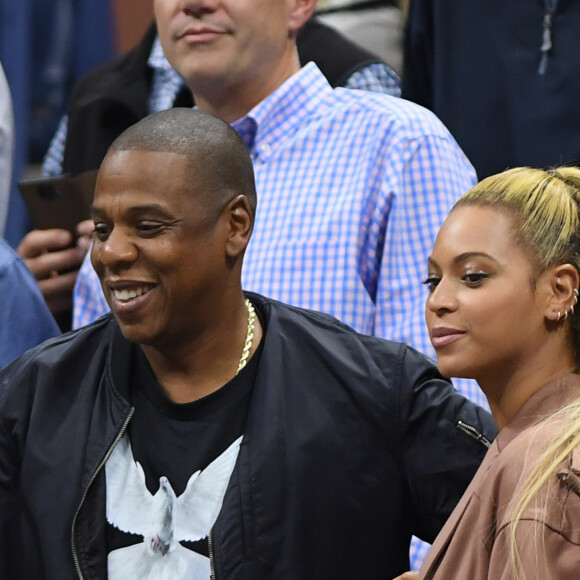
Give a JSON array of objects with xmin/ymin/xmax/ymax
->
[
  {"xmin": 463, "ymin": 272, "xmax": 488, "ymax": 286},
  {"xmin": 93, "ymin": 223, "xmax": 111, "ymax": 240},
  {"xmin": 422, "ymin": 275, "xmax": 440, "ymax": 291},
  {"xmin": 136, "ymin": 222, "xmax": 164, "ymax": 236}
]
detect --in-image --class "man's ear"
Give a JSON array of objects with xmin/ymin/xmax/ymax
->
[
  {"xmin": 288, "ymin": 0, "xmax": 318, "ymax": 33},
  {"xmin": 545, "ymin": 264, "xmax": 580, "ymax": 322},
  {"xmin": 223, "ymin": 195, "xmax": 254, "ymax": 260}
]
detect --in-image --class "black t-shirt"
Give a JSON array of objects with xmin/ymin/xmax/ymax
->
[{"xmin": 106, "ymin": 336, "xmax": 263, "ymax": 561}]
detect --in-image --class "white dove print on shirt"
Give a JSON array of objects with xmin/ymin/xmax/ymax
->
[{"xmin": 105, "ymin": 434, "xmax": 242, "ymax": 579}]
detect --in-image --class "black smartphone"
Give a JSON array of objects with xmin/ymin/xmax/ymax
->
[{"xmin": 18, "ymin": 170, "xmax": 98, "ymax": 235}]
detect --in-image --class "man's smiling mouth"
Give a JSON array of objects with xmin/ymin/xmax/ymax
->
[{"xmin": 112, "ymin": 285, "xmax": 154, "ymax": 302}]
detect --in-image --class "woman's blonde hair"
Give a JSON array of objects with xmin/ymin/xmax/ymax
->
[
  {"xmin": 457, "ymin": 166, "xmax": 580, "ymax": 275},
  {"xmin": 456, "ymin": 166, "xmax": 580, "ymax": 363},
  {"xmin": 454, "ymin": 166, "xmax": 580, "ymax": 578}
]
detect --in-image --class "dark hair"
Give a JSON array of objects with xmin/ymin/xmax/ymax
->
[{"xmin": 109, "ymin": 108, "xmax": 257, "ymax": 215}]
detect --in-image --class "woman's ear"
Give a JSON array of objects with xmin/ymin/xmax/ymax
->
[
  {"xmin": 223, "ymin": 194, "xmax": 254, "ymax": 260},
  {"xmin": 545, "ymin": 264, "xmax": 580, "ymax": 322}
]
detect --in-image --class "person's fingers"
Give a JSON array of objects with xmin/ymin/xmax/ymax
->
[
  {"xmin": 25, "ymin": 245, "xmax": 87, "ymax": 281},
  {"xmin": 392, "ymin": 573, "xmax": 419, "ymax": 580},
  {"xmin": 38, "ymin": 270, "xmax": 80, "ymax": 314},
  {"xmin": 17, "ymin": 229, "xmax": 73, "ymax": 259},
  {"xmin": 77, "ymin": 234, "xmax": 93, "ymax": 252},
  {"xmin": 76, "ymin": 219, "xmax": 95, "ymax": 238}
]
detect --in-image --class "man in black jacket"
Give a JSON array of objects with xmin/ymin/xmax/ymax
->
[{"xmin": 0, "ymin": 108, "xmax": 495, "ymax": 579}]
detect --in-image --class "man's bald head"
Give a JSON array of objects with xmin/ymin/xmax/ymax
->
[{"xmin": 108, "ymin": 108, "xmax": 257, "ymax": 216}]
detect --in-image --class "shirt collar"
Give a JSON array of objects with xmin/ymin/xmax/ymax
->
[
  {"xmin": 148, "ymin": 34, "xmax": 174, "ymax": 72},
  {"xmin": 231, "ymin": 63, "xmax": 333, "ymax": 159},
  {"xmin": 145, "ymin": 50, "xmax": 334, "ymax": 158}
]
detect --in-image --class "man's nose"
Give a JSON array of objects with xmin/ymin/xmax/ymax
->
[
  {"xmin": 180, "ymin": 0, "xmax": 218, "ymax": 17},
  {"xmin": 94, "ymin": 228, "xmax": 138, "ymax": 270}
]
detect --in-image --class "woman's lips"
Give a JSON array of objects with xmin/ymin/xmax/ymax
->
[{"xmin": 431, "ymin": 327, "xmax": 466, "ymax": 348}]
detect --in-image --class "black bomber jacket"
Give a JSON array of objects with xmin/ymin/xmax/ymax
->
[{"xmin": 0, "ymin": 294, "xmax": 496, "ymax": 579}]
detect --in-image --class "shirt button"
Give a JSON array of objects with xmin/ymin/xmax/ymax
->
[{"xmin": 261, "ymin": 143, "xmax": 272, "ymax": 156}]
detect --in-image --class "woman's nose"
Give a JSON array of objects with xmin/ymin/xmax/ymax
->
[{"xmin": 426, "ymin": 278, "xmax": 458, "ymax": 315}]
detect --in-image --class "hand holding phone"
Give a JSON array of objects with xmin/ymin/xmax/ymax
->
[
  {"xmin": 18, "ymin": 170, "xmax": 98, "ymax": 235},
  {"xmin": 17, "ymin": 171, "xmax": 98, "ymax": 317},
  {"xmin": 17, "ymin": 221, "xmax": 93, "ymax": 316}
]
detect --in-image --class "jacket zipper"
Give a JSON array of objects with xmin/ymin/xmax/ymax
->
[
  {"xmin": 456, "ymin": 420, "xmax": 492, "ymax": 448},
  {"xmin": 71, "ymin": 408, "xmax": 135, "ymax": 579},
  {"xmin": 209, "ymin": 526, "xmax": 217, "ymax": 580}
]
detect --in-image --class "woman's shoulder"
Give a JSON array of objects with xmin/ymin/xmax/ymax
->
[
  {"xmin": 493, "ymin": 416, "xmax": 580, "ymax": 539},
  {"xmin": 487, "ymin": 436, "xmax": 580, "ymax": 578}
]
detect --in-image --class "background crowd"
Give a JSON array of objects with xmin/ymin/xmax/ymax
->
[{"xmin": 0, "ymin": 0, "xmax": 579, "ymax": 577}]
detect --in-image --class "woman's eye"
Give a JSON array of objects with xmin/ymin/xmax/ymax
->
[
  {"xmin": 463, "ymin": 272, "xmax": 488, "ymax": 286},
  {"xmin": 422, "ymin": 275, "xmax": 441, "ymax": 291}
]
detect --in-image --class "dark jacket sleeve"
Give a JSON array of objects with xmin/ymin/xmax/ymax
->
[
  {"xmin": 0, "ymin": 356, "xmax": 35, "ymax": 578},
  {"xmin": 395, "ymin": 344, "xmax": 496, "ymax": 542},
  {"xmin": 401, "ymin": 0, "xmax": 434, "ymax": 109},
  {"xmin": 297, "ymin": 17, "xmax": 388, "ymax": 87},
  {"xmin": 0, "ymin": 320, "xmax": 117, "ymax": 578}
]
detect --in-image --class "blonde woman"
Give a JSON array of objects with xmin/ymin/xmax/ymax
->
[{"xmin": 396, "ymin": 167, "xmax": 580, "ymax": 579}]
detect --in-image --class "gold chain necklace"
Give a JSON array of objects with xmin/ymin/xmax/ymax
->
[{"xmin": 236, "ymin": 299, "xmax": 255, "ymax": 375}]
